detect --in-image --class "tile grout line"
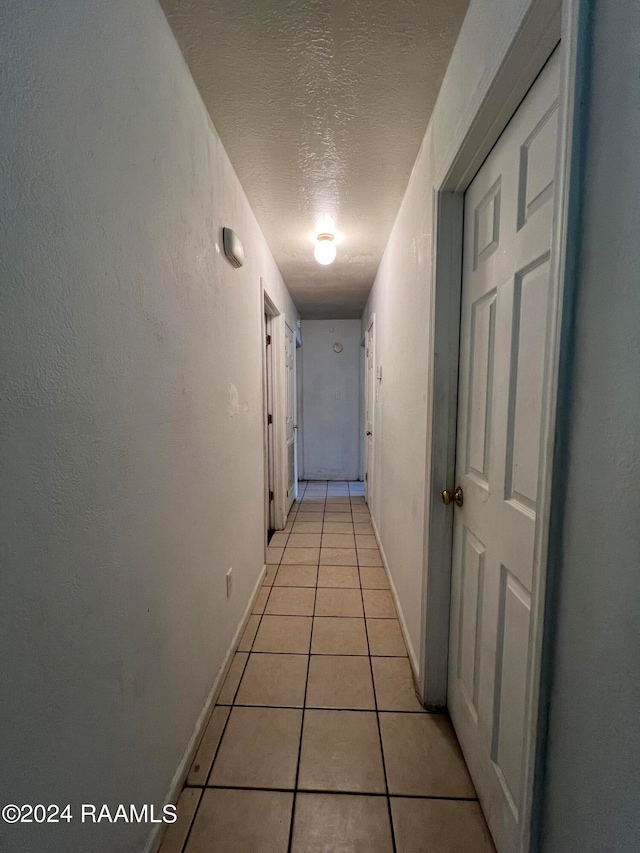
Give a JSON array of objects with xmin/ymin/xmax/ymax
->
[
  {"xmin": 227, "ymin": 649, "xmax": 411, "ymax": 659},
  {"xmin": 357, "ymin": 529, "xmax": 398, "ymax": 853},
  {"xmin": 186, "ymin": 783, "xmax": 479, "ymax": 802},
  {"xmin": 259, "ymin": 612, "xmax": 397, "ymax": 620},
  {"xmin": 216, "ymin": 702, "xmax": 429, "ymax": 714},
  {"xmin": 254, "ymin": 488, "xmax": 311, "ymax": 848},
  {"xmin": 175, "ymin": 496, "xmax": 303, "ymax": 853},
  {"xmin": 189, "ymin": 486, "xmax": 306, "ymax": 853},
  {"xmin": 202, "ymin": 522, "xmax": 289, "ymax": 790},
  {"xmin": 174, "ymin": 786, "xmax": 203, "ymax": 853},
  {"xmin": 177, "ymin": 504, "xmax": 297, "ymax": 853},
  {"xmin": 286, "ymin": 562, "xmax": 317, "ymax": 853}
]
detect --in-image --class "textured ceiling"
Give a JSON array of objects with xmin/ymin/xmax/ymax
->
[{"xmin": 161, "ymin": 0, "xmax": 469, "ymax": 318}]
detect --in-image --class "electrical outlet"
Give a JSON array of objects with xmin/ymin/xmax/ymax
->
[{"xmin": 226, "ymin": 568, "xmax": 233, "ymax": 598}]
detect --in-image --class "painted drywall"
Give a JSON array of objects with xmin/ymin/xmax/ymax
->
[
  {"xmin": 540, "ymin": 1, "xmax": 640, "ymax": 849},
  {"xmin": 0, "ymin": 1, "xmax": 297, "ymax": 851},
  {"xmin": 160, "ymin": 0, "xmax": 469, "ymax": 318},
  {"xmin": 362, "ymin": 0, "xmax": 546, "ymax": 668},
  {"xmin": 301, "ymin": 320, "xmax": 362, "ymax": 480},
  {"xmin": 361, "ymin": 127, "xmax": 434, "ymax": 666}
]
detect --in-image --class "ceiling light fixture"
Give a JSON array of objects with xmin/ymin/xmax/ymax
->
[{"xmin": 314, "ymin": 232, "xmax": 336, "ymax": 266}]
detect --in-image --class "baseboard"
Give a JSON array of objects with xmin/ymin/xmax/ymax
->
[
  {"xmin": 145, "ymin": 563, "xmax": 267, "ymax": 853},
  {"xmin": 370, "ymin": 516, "xmax": 421, "ymax": 683}
]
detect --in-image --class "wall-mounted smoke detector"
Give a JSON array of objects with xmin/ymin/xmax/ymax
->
[
  {"xmin": 314, "ymin": 232, "xmax": 336, "ymax": 266},
  {"xmin": 223, "ymin": 227, "xmax": 245, "ymax": 268}
]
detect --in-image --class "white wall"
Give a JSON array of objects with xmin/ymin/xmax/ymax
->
[
  {"xmin": 0, "ymin": 2, "xmax": 297, "ymax": 851},
  {"xmin": 540, "ymin": 1, "xmax": 640, "ymax": 849},
  {"xmin": 301, "ymin": 320, "xmax": 362, "ymax": 480},
  {"xmin": 361, "ymin": 133, "xmax": 434, "ymax": 668},
  {"xmin": 362, "ymin": 0, "xmax": 544, "ymax": 669}
]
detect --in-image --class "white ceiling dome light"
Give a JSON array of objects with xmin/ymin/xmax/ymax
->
[{"xmin": 314, "ymin": 232, "xmax": 336, "ymax": 266}]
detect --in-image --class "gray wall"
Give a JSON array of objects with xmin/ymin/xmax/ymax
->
[
  {"xmin": 540, "ymin": 1, "xmax": 640, "ymax": 850},
  {"xmin": 301, "ymin": 320, "xmax": 362, "ymax": 480},
  {"xmin": 0, "ymin": 1, "xmax": 296, "ymax": 851}
]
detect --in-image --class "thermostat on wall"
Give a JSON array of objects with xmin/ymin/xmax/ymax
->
[{"xmin": 222, "ymin": 228, "xmax": 245, "ymax": 268}]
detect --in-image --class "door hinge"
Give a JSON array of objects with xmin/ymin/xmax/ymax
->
[
  {"xmin": 266, "ymin": 334, "xmax": 271, "ymax": 346},
  {"xmin": 365, "ymin": 472, "xmax": 368, "ymax": 482},
  {"xmin": 267, "ymin": 413, "xmax": 273, "ymax": 425},
  {"xmin": 269, "ymin": 490, "xmax": 274, "ymax": 502}
]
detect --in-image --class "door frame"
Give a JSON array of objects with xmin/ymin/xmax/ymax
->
[
  {"xmin": 263, "ymin": 308, "xmax": 276, "ymax": 539},
  {"xmin": 419, "ymin": 0, "xmax": 588, "ymax": 849},
  {"xmin": 262, "ymin": 281, "xmax": 288, "ymax": 538},
  {"xmin": 284, "ymin": 319, "xmax": 297, "ymax": 514},
  {"xmin": 294, "ymin": 326, "xmax": 302, "ymax": 496},
  {"xmin": 364, "ymin": 314, "xmax": 376, "ymax": 507}
]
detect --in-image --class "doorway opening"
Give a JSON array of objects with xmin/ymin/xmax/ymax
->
[
  {"xmin": 263, "ymin": 309, "xmax": 276, "ymax": 543},
  {"xmin": 364, "ymin": 315, "xmax": 375, "ymax": 508},
  {"xmin": 262, "ymin": 282, "xmax": 297, "ymax": 550},
  {"xmin": 300, "ymin": 320, "xmax": 363, "ymax": 485},
  {"xmin": 284, "ymin": 320, "xmax": 296, "ymax": 515}
]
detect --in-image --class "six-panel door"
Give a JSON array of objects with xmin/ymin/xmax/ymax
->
[{"xmin": 448, "ymin": 49, "xmax": 560, "ymax": 853}]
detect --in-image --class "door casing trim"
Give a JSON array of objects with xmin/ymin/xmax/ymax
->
[
  {"xmin": 420, "ymin": 1, "xmax": 588, "ymax": 850},
  {"xmin": 262, "ymin": 281, "xmax": 288, "ymax": 538},
  {"xmin": 364, "ymin": 314, "xmax": 376, "ymax": 509}
]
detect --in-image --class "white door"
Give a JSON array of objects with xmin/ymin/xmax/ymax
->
[
  {"xmin": 448, "ymin": 51, "xmax": 560, "ymax": 852},
  {"xmin": 285, "ymin": 322, "xmax": 296, "ymax": 513},
  {"xmin": 365, "ymin": 317, "xmax": 375, "ymax": 505}
]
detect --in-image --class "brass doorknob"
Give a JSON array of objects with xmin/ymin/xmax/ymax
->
[{"xmin": 441, "ymin": 486, "xmax": 463, "ymax": 507}]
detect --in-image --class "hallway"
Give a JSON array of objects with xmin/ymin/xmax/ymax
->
[
  {"xmin": 159, "ymin": 482, "xmax": 495, "ymax": 852},
  {"xmin": 3, "ymin": 2, "xmax": 639, "ymax": 852}
]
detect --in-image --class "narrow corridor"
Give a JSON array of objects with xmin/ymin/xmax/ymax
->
[
  {"xmin": 159, "ymin": 482, "xmax": 496, "ymax": 852},
  {"xmin": 3, "ymin": 3, "xmax": 637, "ymax": 852}
]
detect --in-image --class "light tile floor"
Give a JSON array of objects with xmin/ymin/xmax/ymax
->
[{"xmin": 160, "ymin": 481, "xmax": 496, "ymax": 853}]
